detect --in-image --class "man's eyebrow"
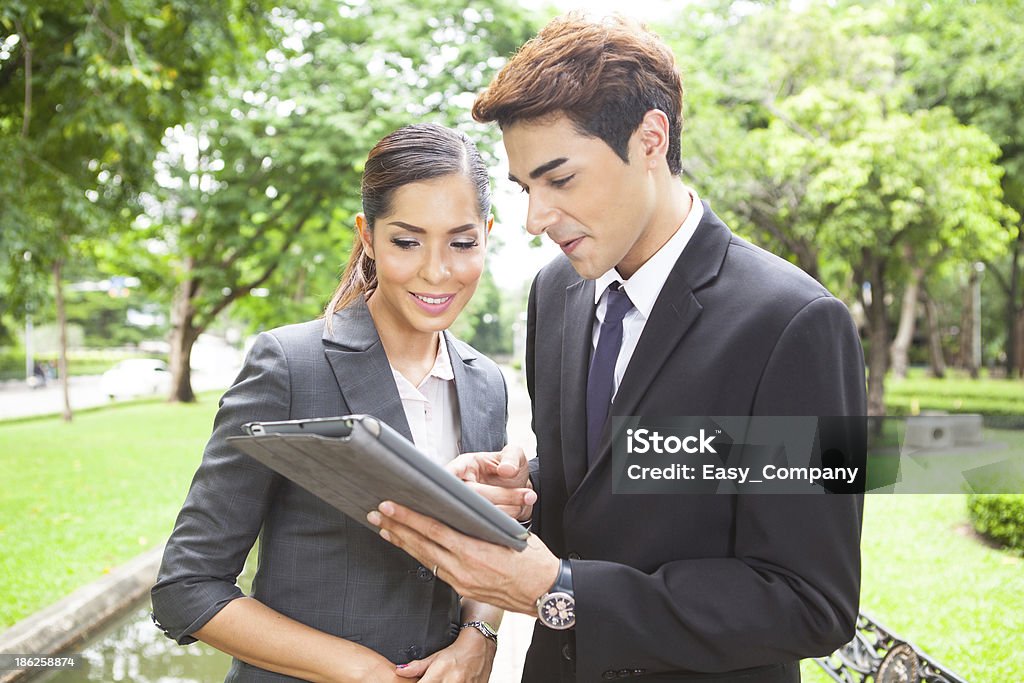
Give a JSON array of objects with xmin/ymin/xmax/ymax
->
[
  {"xmin": 388, "ymin": 221, "xmax": 478, "ymax": 234},
  {"xmin": 508, "ymin": 157, "xmax": 569, "ymax": 186},
  {"xmin": 528, "ymin": 157, "xmax": 569, "ymax": 180}
]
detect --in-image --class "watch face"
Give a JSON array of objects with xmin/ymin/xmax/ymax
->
[{"xmin": 539, "ymin": 591, "xmax": 576, "ymax": 630}]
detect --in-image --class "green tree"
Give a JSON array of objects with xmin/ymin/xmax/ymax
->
[
  {"xmin": 0, "ymin": 0, "xmax": 267, "ymax": 419},
  {"xmin": 135, "ymin": 0, "xmax": 536, "ymax": 401},
  {"xmin": 894, "ymin": 0, "xmax": 1024, "ymax": 376},
  {"xmin": 662, "ymin": 2, "xmax": 1016, "ymax": 414}
]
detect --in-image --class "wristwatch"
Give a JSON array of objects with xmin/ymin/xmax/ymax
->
[
  {"xmin": 461, "ymin": 620, "xmax": 498, "ymax": 645},
  {"xmin": 536, "ymin": 559, "xmax": 575, "ymax": 630}
]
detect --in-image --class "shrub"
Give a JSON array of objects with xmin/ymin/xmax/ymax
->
[{"xmin": 967, "ymin": 494, "xmax": 1024, "ymax": 552}]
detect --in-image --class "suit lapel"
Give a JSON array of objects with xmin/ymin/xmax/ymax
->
[
  {"xmin": 445, "ymin": 331, "xmax": 490, "ymax": 454},
  {"xmin": 561, "ymin": 278, "xmax": 595, "ymax": 493},
  {"xmin": 322, "ymin": 298, "xmax": 413, "ymax": 443},
  {"xmin": 573, "ymin": 205, "xmax": 733, "ymax": 493}
]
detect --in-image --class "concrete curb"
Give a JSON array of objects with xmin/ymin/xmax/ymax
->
[{"xmin": 0, "ymin": 544, "xmax": 164, "ymax": 683}]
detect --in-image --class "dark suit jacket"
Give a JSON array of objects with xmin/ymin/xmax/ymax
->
[
  {"xmin": 522, "ymin": 204, "xmax": 866, "ymax": 683},
  {"xmin": 151, "ymin": 299, "xmax": 507, "ymax": 682}
]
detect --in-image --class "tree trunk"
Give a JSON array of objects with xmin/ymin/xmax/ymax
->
[
  {"xmin": 922, "ymin": 287, "xmax": 946, "ymax": 378},
  {"xmin": 889, "ymin": 266, "xmax": 923, "ymax": 379},
  {"xmin": 961, "ymin": 267, "xmax": 981, "ymax": 379},
  {"xmin": 1005, "ymin": 225, "xmax": 1022, "ymax": 377},
  {"xmin": 1015, "ymin": 309, "xmax": 1024, "ymax": 379},
  {"xmin": 53, "ymin": 258, "xmax": 72, "ymax": 422},
  {"xmin": 864, "ymin": 255, "xmax": 888, "ymax": 418},
  {"xmin": 169, "ymin": 273, "xmax": 201, "ymax": 403}
]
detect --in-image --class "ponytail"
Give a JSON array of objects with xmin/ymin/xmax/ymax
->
[{"xmin": 323, "ymin": 236, "xmax": 377, "ymax": 332}]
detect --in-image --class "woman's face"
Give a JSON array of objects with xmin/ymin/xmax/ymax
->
[{"xmin": 360, "ymin": 173, "xmax": 490, "ymax": 337}]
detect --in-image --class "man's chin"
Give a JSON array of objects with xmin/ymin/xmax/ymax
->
[{"xmin": 567, "ymin": 258, "xmax": 609, "ymax": 281}]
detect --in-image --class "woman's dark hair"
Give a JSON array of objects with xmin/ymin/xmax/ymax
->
[{"xmin": 324, "ymin": 123, "xmax": 491, "ymax": 321}]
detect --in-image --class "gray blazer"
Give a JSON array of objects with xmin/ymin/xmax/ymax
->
[{"xmin": 151, "ymin": 298, "xmax": 508, "ymax": 682}]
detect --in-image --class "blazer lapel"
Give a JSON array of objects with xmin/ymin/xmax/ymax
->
[
  {"xmin": 576, "ymin": 205, "xmax": 733, "ymax": 491},
  {"xmin": 561, "ymin": 277, "xmax": 595, "ymax": 493},
  {"xmin": 445, "ymin": 331, "xmax": 490, "ymax": 454},
  {"xmin": 321, "ymin": 298, "xmax": 413, "ymax": 443}
]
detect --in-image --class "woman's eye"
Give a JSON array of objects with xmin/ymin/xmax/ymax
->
[
  {"xmin": 550, "ymin": 174, "xmax": 575, "ymax": 188},
  {"xmin": 392, "ymin": 238, "xmax": 419, "ymax": 249},
  {"xmin": 453, "ymin": 240, "xmax": 479, "ymax": 250}
]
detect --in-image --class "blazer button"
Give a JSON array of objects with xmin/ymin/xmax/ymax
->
[
  {"xmin": 602, "ymin": 672, "xmax": 617, "ymax": 680},
  {"xmin": 415, "ymin": 565, "xmax": 433, "ymax": 581},
  {"xmin": 568, "ymin": 552, "xmax": 581, "ymax": 560},
  {"xmin": 561, "ymin": 643, "xmax": 574, "ymax": 661}
]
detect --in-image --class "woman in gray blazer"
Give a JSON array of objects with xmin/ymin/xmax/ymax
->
[{"xmin": 151, "ymin": 124, "xmax": 509, "ymax": 682}]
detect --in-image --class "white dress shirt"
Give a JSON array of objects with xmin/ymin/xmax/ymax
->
[
  {"xmin": 592, "ymin": 187, "xmax": 704, "ymax": 399},
  {"xmin": 390, "ymin": 335, "xmax": 461, "ymax": 466}
]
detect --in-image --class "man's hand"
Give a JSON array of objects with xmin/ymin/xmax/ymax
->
[
  {"xmin": 367, "ymin": 502, "xmax": 558, "ymax": 614},
  {"xmin": 447, "ymin": 444, "xmax": 536, "ymax": 521}
]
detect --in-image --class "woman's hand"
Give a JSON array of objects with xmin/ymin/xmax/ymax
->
[
  {"xmin": 447, "ymin": 444, "xmax": 535, "ymax": 521},
  {"xmin": 393, "ymin": 627, "xmax": 497, "ymax": 683}
]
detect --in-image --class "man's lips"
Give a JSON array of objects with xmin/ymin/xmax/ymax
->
[{"xmin": 555, "ymin": 236, "xmax": 585, "ymax": 255}]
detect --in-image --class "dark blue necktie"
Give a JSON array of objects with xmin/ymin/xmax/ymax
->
[{"xmin": 586, "ymin": 282, "xmax": 634, "ymax": 467}]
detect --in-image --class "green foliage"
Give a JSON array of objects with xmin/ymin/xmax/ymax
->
[
  {"xmin": 0, "ymin": 0, "xmax": 268, "ymax": 285},
  {"xmin": 449, "ymin": 268, "xmax": 513, "ymax": 356},
  {"xmin": 968, "ymin": 494, "xmax": 1024, "ymax": 552}
]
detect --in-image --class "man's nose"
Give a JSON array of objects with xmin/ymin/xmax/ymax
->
[{"xmin": 525, "ymin": 195, "xmax": 557, "ymax": 236}]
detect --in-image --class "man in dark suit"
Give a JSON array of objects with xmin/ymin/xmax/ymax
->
[{"xmin": 371, "ymin": 13, "xmax": 866, "ymax": 682}]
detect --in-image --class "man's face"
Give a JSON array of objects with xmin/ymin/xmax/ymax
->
[{"xmin": 503, "ymin": 114, "xmax": 657, "ymax": 280}]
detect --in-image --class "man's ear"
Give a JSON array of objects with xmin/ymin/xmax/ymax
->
[
  {"xmin": 355, "ymin": 213, "xmax": 374, "ymax": 259},
  {"xmin": 637, "ymin": 109, "xmax": 671, "ymax": 169}
]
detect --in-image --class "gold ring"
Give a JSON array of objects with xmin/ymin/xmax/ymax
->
[{"xmin": 432, "ymin": 564, "xmax": 439, "ymax": 577}]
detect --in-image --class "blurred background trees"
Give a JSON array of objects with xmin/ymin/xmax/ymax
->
[{"xmin": 1, "ymin": 0, "xmax": 1020, "ymax": 412}]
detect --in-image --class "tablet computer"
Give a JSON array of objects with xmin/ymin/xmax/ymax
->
[{"xmin": 228, "ymin": 415, "xmax": 528, "ymax": 551}]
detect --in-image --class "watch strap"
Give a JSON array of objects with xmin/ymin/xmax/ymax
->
[{"xmin": 550, "ymin": 558, "xmax": 574, "ymax": 596}]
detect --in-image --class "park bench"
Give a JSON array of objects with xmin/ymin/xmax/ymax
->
[{"xmin": 815, "ymin": 611, "xmax": 969, "ymax": 683}]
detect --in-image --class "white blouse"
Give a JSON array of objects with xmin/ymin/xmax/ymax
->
[{"xmin": 389, "ymin": 335, "xmax": 461, "ymax": 466}]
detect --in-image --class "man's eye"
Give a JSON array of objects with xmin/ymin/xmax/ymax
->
[
  {"xmin": 392, "ymin": 238, "xmax": 418, "ymax": 249},
  {"xmin": 550, "ymin": 174, "xmax": 575, "ymax": 188}
]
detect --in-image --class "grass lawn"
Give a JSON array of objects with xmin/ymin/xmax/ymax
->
[
  {"xmin": 801, "ymin": 494, "xmax": 1024, "ymax": 682},
  {"xmin": 0, "ymin": 395, "xmax": 220, "ymax": 630},
  {"xmin": 885, "ymin": 370, "xmax": 1024, "ymax": 417}
]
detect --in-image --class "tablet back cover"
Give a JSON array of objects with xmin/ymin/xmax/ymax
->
[{"xmin": 227, "ymin": 427, "xmax": 527, "ymax": 551}]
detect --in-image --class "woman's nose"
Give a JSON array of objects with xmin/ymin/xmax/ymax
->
[{"xmin": 421, "ymin": 249, "xmax": 451, "ymax": 285}]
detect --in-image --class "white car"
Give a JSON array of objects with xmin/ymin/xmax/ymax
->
[{"xmin": 99, "ymin": 358, "xmax": 172, "ymax": 399}]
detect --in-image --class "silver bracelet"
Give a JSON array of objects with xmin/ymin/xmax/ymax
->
[{"xmin": 461, "ymin": 620, "xmax": 498, "ymax": 645}]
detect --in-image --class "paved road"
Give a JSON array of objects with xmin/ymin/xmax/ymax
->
[{"xmin": 0, "ymin": 368, "xmax": 241, "ymax": 421}]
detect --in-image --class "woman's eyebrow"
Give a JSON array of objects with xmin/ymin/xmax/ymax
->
[{"xmin": 388, "ymin": 221, "xmax": 478, "ymax": 234}]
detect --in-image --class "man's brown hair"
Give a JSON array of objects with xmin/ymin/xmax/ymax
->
[{"xmin": 472, "ymin": 13, "xmax": 684, "ymax": 175}]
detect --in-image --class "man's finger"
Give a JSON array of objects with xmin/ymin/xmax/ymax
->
[{"xmin": 467, "ymin": 482, "xmax": 536, "ymax": 512}]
